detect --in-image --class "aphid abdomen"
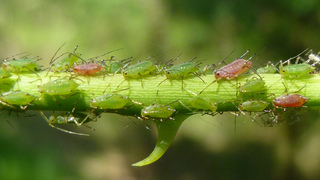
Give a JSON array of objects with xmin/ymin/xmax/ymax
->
[
  {"xmin": 239, "ymin": 100, "xmax": 269, "ymax": 112},
  {"xmin": 73, "ymin": 63, "xmax": 102, "ymax": 75},
  {"xmin": 273, "ymin": 94, "xmax": 308, "ymax": 108}
]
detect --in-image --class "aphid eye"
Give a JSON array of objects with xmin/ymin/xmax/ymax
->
[{"xmin": 166, "ymin": 71, "xmax": 170, "ymax": 75}]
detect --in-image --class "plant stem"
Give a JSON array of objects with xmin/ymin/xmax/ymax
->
[{"xmin": 3, "ymin": 72, "xmax": 319, "ymax": 113}]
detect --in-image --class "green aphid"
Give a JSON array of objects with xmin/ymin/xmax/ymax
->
[
  {"xmin": 256, "ymin": 61, "xmax": 277, "ymax": 74},
  {"xmin": 239, "ymin": 78, "xmax": 267, "ymax": 93},
  {"xmin": 141, "ymin": 103, "xmax": 177, "ymax": 121},
  {"xmin": 239, "ymin": 99, "xmax": 270, "ymax": 112},
  {"xmin": 39, "ymin": 111, "xmax": 95, "ymax": 136},
  {"xmin": 0, "ymin": 90, "xmax": 36, "ymax": 110},
  {"xmin": 279, "ymin": 62, "xmax": 315, "ymax": 78},
  {"xmin": 106, "ymin": 56, "xmax": 131, "ymax": 74},
  {"xmin": 159, "ymin": 61, "xmax": 204, "ymax": 90},
  {"xmin": 164, "ymin": 62, "xmax": 201, "ymax": 78},
  {"xmin": 51, "ymin": 53, "xmax": 81, "ymax": 72},
  {"xmin": 38, "ymin": 78, "xmax": 79, "ymax": 96},
  {"xmin": 122, "ymin": 60, "xmax": 156, "ymax": 78},
  {"xmin": 188, "ymin": 96, "xmax": 217, "ymax": 113},
  {"xmin": 90, "ymin": 94, "xmax": 134, "ymax": 110},
  {"xmin": 2, "ymin": 58, "xmax": 41, "ymax": 72},
  {"xmin": 0, "ymin": 68, "xmax": 11, "ymax": 78}
]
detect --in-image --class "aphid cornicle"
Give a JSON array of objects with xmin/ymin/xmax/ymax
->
[{"xmin": 0, "ymin": 90, "xmax": 36, "ymax": 110}]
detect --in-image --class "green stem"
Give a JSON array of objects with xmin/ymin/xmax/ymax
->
[{"xmin": 3, "ymin": 72, "xmax": 319, "ymax": 113}]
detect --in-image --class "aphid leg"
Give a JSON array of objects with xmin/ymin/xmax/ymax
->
[
  {"xmin": 39, "ymin": 111, "xmax": 89, "ymax": 136},
  {"xmin": 239, "ymin": 49, "xmax": 250, "ymax": 59},
  {"xmin": 0, "ymin": 100, "xmax": 16, "ymax": 109},
  {"xmin": 199, "ymin": 80, "xmax": 217, "ymax": 94},
  {"xmin": 116, "ymin": 79, "xmax": 127, "ymax": 89},
  {"xmin": 157, "ymin": 77, "xmax": 169, "ymax": 87}
]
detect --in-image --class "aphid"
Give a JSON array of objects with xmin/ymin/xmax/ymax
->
[
  {"xmin": 0, "ymin": 90, "xmax": 36, "ymax": 110},
  {"xmin": 200, "ymin": 50, "xmax": 257, "ymax": 94},
  {"xmin": 48, "ymin": 44, "xmax": 81, "ymax": 73},
  {"xmin": 2, "ymin": 58, "xmax": 41, "ymax": 72},
  {"xmin": 273, "ymin": 94, "xmax": 308, "ymax": 108},
  {"xmin": 279, "ymin": 49, "xmax": 315, "ymax": 78},
  {"xmin": 256, "ymin": 61, "xmax": 278, "ymax": 74},
  {"xmin": 0, "ymin": 68, "xmax": 12, "ymax": 79},
  {"xmin": 117, "ymin": 58, "xmax": 156, "ymax": 88},
  {"xmin": 122, "ymin": 60, "xmax": 156, "ymax": 78},
  {"xmin": 239, "ymin": 77, "xmax": 267, "ymax": 94},
  {"xmin": 73, "ymin": 63, "xmax": 102, "ymax": 76},
  {"xmin": 139, "ymin": 91, "xmax": 177, "ymax": 122},
  {"xmin": 140, "ymin": 103, "xmax": 177, "ymax": 121},
  {"xmin": 90, "ymin": 93, "xmax": 136, "ymax": 110},
  {"xmin": 179, "ymin": 89, "xmax": 217, "ymax": 115},
  {"xmin": 279, "ymin": 61, "xmax": 314, "ymax": 78},
  {"xmin": 158, "ymin": 59, "xmax": 205, "ymax": 91},
  {"xmin": 73, "ymin": 49, "xmax": 123, "ymax": 76},
  {"xmin": 239, "ymin": 99, "xmax": 270, "ymax": 112},
  {"xmin": 38, "ymin": 78, "xmax": 79, "ymax": 96},
  {"xmin": 39, "ymin": 110, "xmax": 93, "ymax": 136},
  {"xmin": 105, "ymin": 56, "xmax": 131, "ymax": 74}
]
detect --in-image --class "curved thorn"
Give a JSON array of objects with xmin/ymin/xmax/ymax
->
[{"xmin": 132, "ymin": 114, "xmax": 190, "ymax": 167}]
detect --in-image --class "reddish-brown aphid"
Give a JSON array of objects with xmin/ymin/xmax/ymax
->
[
  {"xmin": 273, "ymin": 94, "xmax": 308, "ymax": 108},
  {"xmin": 214, "ymin": 59, "xmax": 252, "ymax": 80},
  {"xmin": 200, "ymin": 50, "xmax": 254, "ymax": 94},
  {"xmin": 73, "ymin": 63, "xmax": 102, "ymax": 75}
]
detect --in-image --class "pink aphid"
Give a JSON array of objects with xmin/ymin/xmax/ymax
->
[
  {"xmin": 214, "ymin": 59, "xmax": 252, "ymax": 80},
  {"xmin": 73, "ymin": 63, "xmax": 102, "ymax": 75},
  {"xmin": 273, "ymin": 94, "xmax": 308, "ymax": 108}
]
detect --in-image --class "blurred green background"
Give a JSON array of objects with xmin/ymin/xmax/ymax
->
[{"xmin": 1, "ymin": 0, "xmax": 320, "ymax": 179}]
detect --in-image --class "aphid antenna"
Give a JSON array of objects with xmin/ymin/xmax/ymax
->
[
  {"xmin": 48, "ymin": 42, "xmax": 68, "ymax": 64},
  {"xmin": 87, "ymin": 48, "xmax": 124, "ymax": 61},
  {"xmin": 164, "ymin": 53, "xmax": 183, "ymax": 66},
  {"xmin": 2, "ymin": 52, "xmax": 30, "ymax": 61},
  {"xmin": 283, "ymin": 48, "xmax": 309, "ymax": 65}
]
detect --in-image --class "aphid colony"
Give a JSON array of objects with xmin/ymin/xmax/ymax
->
[
  {"xmin": 0, "ymin": 46, "xmax": 316, "ymax": 166},
  {"xmin": 0, "ymin": 48, "xmax": 315, "ymax": 131}
]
